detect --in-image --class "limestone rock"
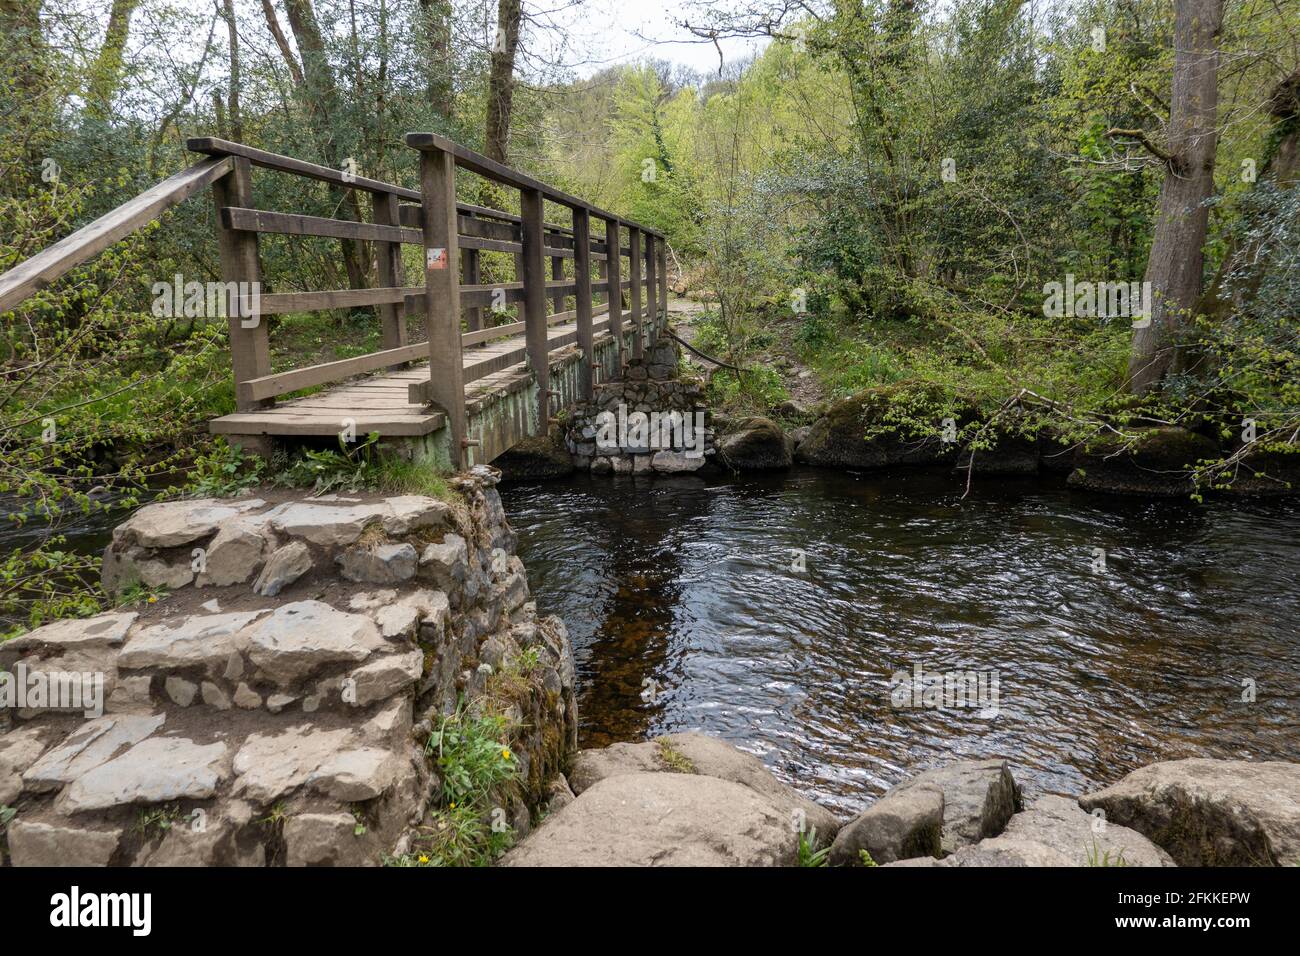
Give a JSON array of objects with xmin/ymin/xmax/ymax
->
[
  {"xmin": 118, "ymin": 610, "xmax": 266, "ymax": 671},
  {"xmin": 232, "ymin": 725, "xmax": 354, "ymax": 803},
  {"xmin": 23, "ymin": 713, "xmax": 165, "ymax": 791},
  {"xmin": 650, "ymin": 449, "xmax": 706, "ymax": 473},
  {"xmin": 569, "ymin": 733, "xmax": 841, "ymax": 839},
  {"xmin": 57, "ymin": 737, "xmax": 230, "ymax": 813},
  {"xmin": 338, "ymin": 542, "xmax": 418, "ymax": 585},
  {"xmin": 0, "ymin": 726, "xmax": 51, "ymax": 804},
  {"xmin": 245, "ymin": 601, "xmax": 384, "ymax": 686},
  {"xmin": 7, "ymin": 819, "xmax": 123, "ymax": 867},
  {"xmin": 889, "ymin": 758, "xmax": 1019, "ymax": 854},
  {"xmin": 252, "ymin": 541, "xmax": 313, "ymax": 597},
  {"xmin": 4, "ymin": 612, "xmax": 136, "ymax": 654},
  {"xmin": 164, "ymin": 677, "xmax": 197, "ymax": 707},
  {"xmin": 719, "ymin": 417, "xmax": 792, "ymax": 471},
  {"xmin": 502, "ymin": 772, "xmax": 798, "ymax": 867},
  {"xmin": 197, "ymin": 519, "xmax": 268, "ymax": 586},
  {"xmin": 113, "ymin": 498, "xmax": 266, "ymax": 549},
  {"xmin": 996, "ymin": 794, "xmax": 1175, "ymax": 867},
  {"xmin": 829, "ymin": 784, "xmax": 944, "ymax": 866},
  {"xmin": 1078, "ymin": 759, "xmax": 1300, "ymax": 866},
  {"xmin": 285, "ymin": 812, "xmax": 372, "ymax": 867},
  {"xmin": 796, "ymin": 387, "xmax": 953, "ymax": 469},
  {"xmin": 419, "ymin": 534, "xmax": 468, "ymax": 593},
  {"xmin": 349, "ymin": 651, "xmax": 423, "ymax": 707},
  {"xmin": 263, "ymin": 501, "xmax": 388, "ymax": 546}
]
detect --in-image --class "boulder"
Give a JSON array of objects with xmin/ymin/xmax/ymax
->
[
  {"xmin": 829, "ymin": 784, "xmax": 944, "ymax": 866},
  {"xmin": 285, "ymin": 812, "xmax": 372, "ymax": 867},
  {"xmin": 0, "ymin": 726, "xmax": 51, "ymax": 804},
  {"xmin": 348, "ymin": 651, "xmax": 423, "ymax": 707},
  {"xmin": 253, "ymin": 541, "xmax": 313, "ymax": 597},
  {"xmin": 718, "ymin": 417, "xmax": 791, "ymax": 471},
  {"xmin": 501, "ymin": 772, "xmax": 799, "ymax": 866},
  {"xmin": 419, "ymin": 534, "xmax": 469, "ymax": 593},
  {"xmin": 996, "ymin": 794, "xmax": 1174, "ymax": 866},
  {"xmin": 262, "ymin": 501, "xmax": 389, "ymax": 546},
  {"xmin": 568, "ymin": 733, "xmax": 841, "ymax": 839},
  {"xmin": 1216, "ymin": 445, "xmax": 1300, "ymax": 497},
  {"xmin": 954, "ymin": 433, "xmax": 1040, "ymax": 476},
  {"xmin": 796, "ymin": 388, "xmax": 952, "ymax": 470},
  {"xmin": 1067, "ymin": 427, "xmax": 1220, "ymax": 496},
  {"xmin": 888, "ymin": 759, "xmax": 1019, "ymax": 855},
  {"xmin": 1078, "ymin": 759, "xmax": 1300, "ymax": 866},
  {"xmin": 650, "ymin": 450, "xmax": 706, "ymax": 473}
]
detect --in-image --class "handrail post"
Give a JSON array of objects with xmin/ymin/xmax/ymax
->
[
  {"xmin": 645, "ymin": 233, "xmax": 657, "ymax": 349},
  {"xmin": 373, "ymin": 191, "xmax": 408, "ymax": 365},
  {"xmin": 463, "ymin": 211, "xmax": 482, "ymax": 333},
  {"xmin": 417, "ymin": 144, "xmax": 468, "ymax": 468},
  {"xmin": 658, "ymin": 237, "xmax": 669, "ymax": 335},
  {"xmin": 521, "ymin": 188, "xmax": 550, "ymax": 435},
  {"xmin": 603, "ymin": 217, "xmax": 622, "ymax": 377},
  {"xmin": 573, "ymin": 206, "xmax": 594, "ymax": 400},
  {"xmin": 628, "ymin": 225, "xmax": 643, "ymax": 360},
  {"xmin": 212, "ymin": 156, "xmax": 270, "ymax": 411}
]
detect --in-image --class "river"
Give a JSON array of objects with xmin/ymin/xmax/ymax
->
[{"xmin": 500, "ymin": 467, "xmax": 1300, "ymax": 813}]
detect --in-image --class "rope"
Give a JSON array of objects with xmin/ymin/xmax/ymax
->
[{"xmin": 663, "ymin": 330, "xmax": 747, "ymax": 374}]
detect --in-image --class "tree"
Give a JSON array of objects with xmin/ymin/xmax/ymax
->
[
  {"xmin": 485, "ymin": 0, "xmax": 522, "ymax": 163},
  {"xmin": 1125, "ymin": 0, "xmax": 1225, "ymax": 394},
  {"xmin": 85, "ymin": 0, "xmax": 140, "ymax": 119},
  {"xmin": 419, "ymin": 0, "xmax": 453, "ymax": 120}
]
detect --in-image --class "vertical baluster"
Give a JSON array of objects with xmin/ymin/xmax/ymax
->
[
  {"xmin": 628, "ymin": 225, "xmax": 643, "ymax": 360},
  {"xmin": 521, "ymin": 188, "xmax": 550, "ymax": 434}
]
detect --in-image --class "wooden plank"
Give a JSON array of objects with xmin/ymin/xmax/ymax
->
[
  {"xmin": 244, "ymin": 342, "xmax": 430, "ymax": 401},
  {"xmin": 463, "ymin": 211, "xmax": 483, "ymax": 333},
  {"xmin": 373, "ymin": 192, "xmax": 408, "ymax": 357},
  {"xmin": 212, "ymin": 157, "xmax": 270, "ymax": 412},
  {"xmin": 521, "ymin": 187, "xmax": 549, "ymax": 435},
  {"xmin": 658, "ymin": 240, "xmax": 669, "ymax": 334},
  {"xmin": 222, "ymin": 207, "xmax": 421, "ymax": 244},
  {"xmin": 210, "ymin": 412, "xmax": 445, "ymax": 438},
  {"xmin": 573, "ymin": 206, "xmax": 594, "ymax": 400},
  {"xmin": 189, "ymin": 137, "xmax": 424, "ymax": 201},
  {"xmin": 259, "ymin": 286, "xmax": 421, "ymax": 316},
  {"xmin": 645, "ymin": 233, "xmax": 658, "ymax": 350},
  {"xmin": 418, "ymin": 145, "xmax": 468, "ymax": 467},
  {"xmin": 406, "ymin": 132, "xmax": 665, "ymax": 240},
  {"xmin": 0, "ymin": 156, "xmax": 234, "ymax": 314}
]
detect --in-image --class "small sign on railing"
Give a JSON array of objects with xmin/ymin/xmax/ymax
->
[{"xmin": 426, "ymin": 247, "xmax": 448, "ymax": 271}]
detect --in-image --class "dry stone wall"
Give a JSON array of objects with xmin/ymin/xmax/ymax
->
[{"xmin": 0, "ymin": 466, "xmax": 576, "ymax": 866}]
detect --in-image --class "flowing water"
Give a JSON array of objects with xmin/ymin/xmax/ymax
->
[{"xmin": 500, "ymin": 467, "xmax": 1300, "ymax": 813}]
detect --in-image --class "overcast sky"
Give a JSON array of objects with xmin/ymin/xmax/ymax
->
[{"xmin": 532, "ymin": 0, "xmax": 770, "ymax": 79}]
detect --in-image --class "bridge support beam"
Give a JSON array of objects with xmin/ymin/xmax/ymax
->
[
  {"xmin": 658, "ymin": 238, "xmax": 669, "ymax": 333},
  {"xmin": 645, "ymin": 233, "xmax": 657, "ymax": 350},
  {"xmin": 212, "ymin": 156, "xmax": 270, "ymax": 412},
  {"xmin": 417, "ymin": 145, "xmax": 468, "ymax": 469},
  {"xmin": 521, "ymin": 187, "xmax": 550, "ymax": 435}
]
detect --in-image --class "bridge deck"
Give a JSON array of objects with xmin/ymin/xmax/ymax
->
[{"xmin": 209, "ymin": 310, "xmax": 614, "ymax": 440}]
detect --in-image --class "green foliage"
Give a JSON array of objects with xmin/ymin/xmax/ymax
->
[
  {"xmin": 1086, "ymin": 841, "xmax": 1129, "ymax": 867},
  {"xmin": 798, "ymin": 827, "xmax": 831, "ymax": 867},
  {"xmin": 425, "ymin": 710, "xmax": 517, "ymax": 809},
  {"xmin": 858, "ymin": 849, "xmax": 878, "ymax": 867}
]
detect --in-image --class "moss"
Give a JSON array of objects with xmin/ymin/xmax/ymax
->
[{"xmin": 656, "ymin": 738, "xmax": 696, "ymax": 774}]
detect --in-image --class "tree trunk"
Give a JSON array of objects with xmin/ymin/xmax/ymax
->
[
  {"xmin": 419, "ymin": 0, "xmax": 453, "ymax": 120},
  {"xmin": 221, "ymin": 0, "xmax": 243, "ymax": 141},
  {"xmin": 259, "ymin": 0, "xmax": 304, "ymax": 85},
  {"xmin": 86, "ymin": 0, "xmax": 140, "ymax": 119},
  {"xmin": 484, "ymin": 0, "xmax": 522, "ymax": 163},
  {"xmin": 281, "ymin": 0, "xmax": 369, "ymax": 290},
  {"xmin": 1126, "ymin": 0, "xmax": 1224, "ymax": 395}
]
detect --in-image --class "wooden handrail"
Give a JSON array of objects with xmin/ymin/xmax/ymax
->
[{"xmin": 0, "ymin": 156, "xmax": 234, "ymax": 315}]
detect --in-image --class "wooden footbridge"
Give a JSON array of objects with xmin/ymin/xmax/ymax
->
[{"xmin": 0, "ymin": 134, "xmax": 669, "ymax": 470}]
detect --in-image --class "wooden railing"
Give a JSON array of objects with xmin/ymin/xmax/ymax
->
[{"xmin": 0, "ymin": 135, "xmax": 668, "ymax": 470}]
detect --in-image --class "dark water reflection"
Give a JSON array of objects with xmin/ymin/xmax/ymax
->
[{"xmin": 501, "ymin": 467, "xmax": 1300, "ymax": 813}]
